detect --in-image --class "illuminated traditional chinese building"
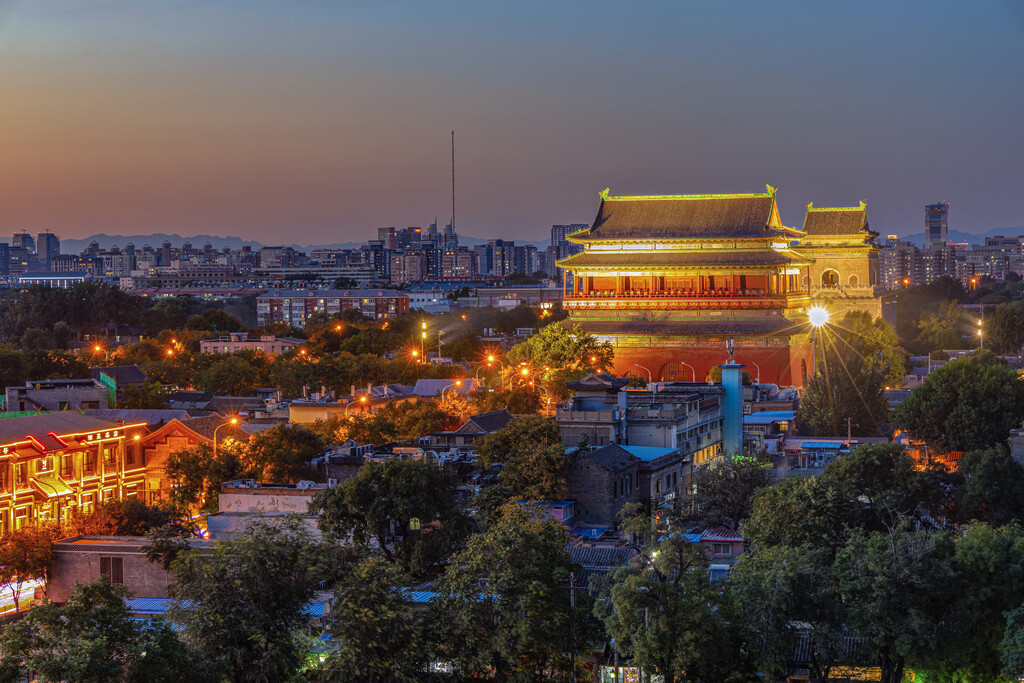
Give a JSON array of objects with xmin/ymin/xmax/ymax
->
[
  {"xmin": 800, "ymin": 202, "xmax": 883, "ymax": 318},
  {"xmin": 0, "ymin": 414, "xmax": 148, "ymax": 534},
  {"xmin": 557, "ymin": 187, "xmax": 817, "ymax": 386}
]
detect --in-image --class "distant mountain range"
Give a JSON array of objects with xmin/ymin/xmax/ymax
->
[
  {"xmin": 59, "ymin": 233, "xmax": 551, "ymax": 254},
  {"xmin": 892, "ymin": 227, "xmax": 1024, "ymax": 248}
]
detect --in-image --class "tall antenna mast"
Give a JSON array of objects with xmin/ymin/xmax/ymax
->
[{"xmin": 451, "ymin": 130, "xmax": 456, "ymax": 234}]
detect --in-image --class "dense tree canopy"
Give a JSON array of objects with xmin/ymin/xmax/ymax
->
[{"xmin": 893, "ymin": 355, "xmax": 1024, "ymax": 453}]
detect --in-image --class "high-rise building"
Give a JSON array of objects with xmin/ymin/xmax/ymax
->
[
  {"xmin": 925, "ymin": 202, "xmax": 949, "ymax": 249},
  {"xmin": 36, "ymin": 232, "xmax": 60, "ymax": 270},
  {"xmin": 551, "ymin": 224, "xmax": 588, "ymax": 247},
  {"xmin": 12, "ymin": 232, "xmax": 34, "ymax": 253}
]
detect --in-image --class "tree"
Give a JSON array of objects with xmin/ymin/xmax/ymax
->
[
  {"xmin": 243, "ymin": 423, "xmax": 325, "ymax": 483},
  {"xmin": 309, "ymin": 458, "xmax": 472, "ymax": 577},
  {"xmin": 0, "ymin": 576, "xmax": 218, "ymax": 683},
  {"xmin": 800, "ymin": 311, "xmax": 902, "ymax": 435},
  {"xmin": 985, "ymin": 300, "xmax": 1024, "ymax": 354},
  {"xmin": 603, "ymin": 533, "xmax": 752, "ymax": 683},
  {"xmin": 472, "ymin": 386, "xmax": 542, "ymax": 415},
  {"xmin": 475, "ymin": 415, "xmax": 562, "ymax": 469},
  {"xmin": 682, "ymin": 451, "xmax": 771, "ymax": 530},
  {"xmin": 0, "ymin": 526, "xmax": 55, "ymax": 613},
  {"xmin": 952, "ymin": 445, "xmax": 1024, "ymax": 526},
  {"xmin": 318, "ymin": 556, "xmax": 427, "ymax": 682},
  {"xmin": 743, "ymin": 474, "xmax": 860, "ymax": 555},
  {"xmin": 505, "ymin": 322, "xmax": 614, "ymax": 400},
  {"xmin": 432, "ymin": 502, "xmax": 596, "ymax": 680},
  {"xmin": 833, "ymin": 521, "xmax": 956, "ymax": 683},
  {"xmin": 731, "ymin": 545, "xmax": 848, "ymax": 683},
  {"xmin": 198, "ymin": 354, "xmax": 261, "ymax": 395},
  {"xmin": 185, "ymin": 308, "xmax": 243, "ymax": 332},
  {"xmin": 893, "ymin": 355, "xmax": 1024, "ymax": 453},
  {"xmin": 168, "ymin": 516, "xmax": 325, "ymax": 683},
  {"xmin": 66, "ymin": 499, "xmax": 184, "ymax": 537},
  {"xmin": 164, "ymin": 442, "xmax": 245, "ymax": 514},
  {"xmin": 918, "ymin": 299, "xmax": 973, "ymax": 350},
  {"xmin": 120, "ymin": 380, "xmax": 171, "ymax": 409}
]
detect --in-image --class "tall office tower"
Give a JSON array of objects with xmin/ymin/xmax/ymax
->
[
  {"xmin": 161, "ymin": 241, "xmax": 172, "ymax": 266},
  {"xmin": 925, "ymin": 202, "xmax": 949, "ymax": 249},
  {"xmin": 886, "ymin": 234, "xmax": 899, "ymax": 248},
  {"xmin": 551, "ymin": 223, "xmax": 588, "ymax": 247},
  {"xmin": 36, "ymin": 232, "xmax": 60, "ymax": 270},
  {"xmin": 12, "ymin": 232, "xmax": 34, "ymax": 253},
  {"xmin": 0, "ymin": 243, "xmax": 9, "ymax": 279}
]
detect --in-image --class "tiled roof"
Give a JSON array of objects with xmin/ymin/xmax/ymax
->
[
  {"xmin": 700, "ymin": 528, "xmax": 744, "ymax": 543},
  {"xmin": 577, "ymin": 192, "xmax": 796, "ymax": 241},
  {"xmin": 568, "ymin": 545, "xmax": 637, "ymax": 570},
  {"xmin": 620, "ymin": 445, "xmax": 679, "ymax": 462},
  {"xmin": 466, "ymin": 409, "xmax": 514, "ymax": 433},
  {"xmin": 84, "ymin": 408, "xmax": 193, "ymax": 426},
  {"xmin": 91, "ymin": 365, "xmax": 150, "ymax": 385},
  {"xmin": 559, "ymin": 249, "xmax": 811, "ymax": 270},
  {"xmin": 411, "ymin": 379, "xmax": 477, "ymax": 397},
  {"xmin": 802, "ymin": 204, "xmax": 875, "ymax": 237},
  {"xmin": 567, "ymin": 318, "xmax": 802, "ymax": 337},
  {"xmin": 179, "ymin": 416, "xmax": 252, "ymax": 440},
  {"xmin": 743, "ymin": 410, "xmax": 796, "ymax": 425},
  {"xmin": 564, "ymin": 373, "xmax": 629, "ymax": 392},
  {"xmin": 0, "ymin": 413, "xmax": 119, "ymax": 447},
  {"xmin": 584, "ymin": 444, "xmax": 638, "ymax": 472}
]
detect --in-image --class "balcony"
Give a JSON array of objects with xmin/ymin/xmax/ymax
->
[{"xmin": 563, "ymin": 288, "xmax": 808, "ymax": 311}]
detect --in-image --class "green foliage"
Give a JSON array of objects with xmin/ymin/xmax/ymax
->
[
  {"xmin": 475, "ymin": 415, "xmax": 562, "ymax": 469},
  {"xmin": 198, "ymin": 354, "xmax": 262, "ymax": 395},
  {"xmin": 65, "ymin": 499, "xmax": 186, "ymax": 537},
  {"xmin": 320, "ymin": 399, "xmax": 463, "ymax": 445},
  {"xmin": 165, "ymin": 442, "xmax": 245, "ymax": 514},
  {"xmin": 603, "ymin": 534, "xmax": 753, "ymax": 683},
  {"xmin": 472, "ymin": 386, "xmax": 543, "ymax": 415},
  {"xmin": 119, "ymin": 380, "xmax": 171, "ymax": 409},
  {"xmin": 0, "ymin": 576, "xmax": 217, "ymax": 683},
  {"xmin": 432, "ymin": 502, "xmax": 596, "ymax": 680},
  {"xmin": 800, "ymin": 311, "xmax": 903, "ymax": 435},
  {"xmin": 319, "ymin": 556, "xmax": 427, "ymax": 682},
  {"xmin": 0, "ymin": 526, "xmax": 56, "ymax": 613},
  {"xmin": 184, "ymin": 308, "xmax": 244, "ymax": 332},
  {"xmin": 833, "ymin": 522, "xmax": 956, "ymax": 683},
  {"xmin": 0, "ymin": 282, "xmax": 143, "ymax": 342},
  {"xmin": 731, "ymin": 545, "xmax": 846, "ymax": 683},
  {"xmin": 244, "ymin": 423, "xmax": 325, "ymax": 483},
  {"xmin": 985, "ymin": 300, "xmax": 1024, "ymax": 354},
  {"xmin": 743, "ymin": 475, "xmax": 860, "ymax": 554},
  {"xmin": 505, "ymin": 322, "xmax": 614, "ymax": 400},
  {"xmin": 168, "ymin": 516, "xmax": 325, "ymax": 683},
  {"xmin": 310, "ymin": 459, "xmax": 473, "ymax": 577},
  {"xmin": 918, "ymin": 299, "xmax": 972, "ymax": 350},
  {"xmin": 953, "ymin": 446, "xmax": 1024, "ymax": 527},
  {"xmin": 681, "ymin": 451, "xmax": 772, "ymax": 531},
  {"xmin": 893, "ymin": 355, "xmax": 1024, "ymax": 452}
]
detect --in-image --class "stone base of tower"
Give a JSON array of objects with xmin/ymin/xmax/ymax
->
[{"xmin": 608, "ymin": 338, "xmax": 814, "ymax": 388}]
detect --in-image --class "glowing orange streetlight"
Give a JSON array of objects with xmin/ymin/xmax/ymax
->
[{"xmin": 213, "ymin": 417, "xmax": 239, "ymax": 457}]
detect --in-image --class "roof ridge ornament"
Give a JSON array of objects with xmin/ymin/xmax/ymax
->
[
  {"xmin": 766, "ymin": 184, "xmax": 778, "ymax": 195},
  {"xmin": 806, "ymin": 202, "xmax": 813, "ymax": 210},
  {"xmin": 599, "ymin": 188, "xmax": 611, "ymax": 200}
]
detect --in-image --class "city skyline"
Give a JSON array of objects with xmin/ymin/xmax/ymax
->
[{"xmin": 0, "ymin": 1, "xmax": 1022, "ymax": 243}]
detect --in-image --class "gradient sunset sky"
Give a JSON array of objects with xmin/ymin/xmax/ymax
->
[{"xmin": 0, "ymin": 0, "xmax": 1021, "ymax": 244}]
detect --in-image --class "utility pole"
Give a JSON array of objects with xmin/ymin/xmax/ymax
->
[
  {"xmin": 451, "ymin": 130, "xmax": 456, "ymax": 235},
  {"xmin": 569, "ymin": 571, "xmax": 576, "ymax": 683},
  {"xmin": 845, "ymin": 417, "xmax": 853, "ymax": 442}
]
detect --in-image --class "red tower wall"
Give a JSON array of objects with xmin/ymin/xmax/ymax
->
[{"xmin": 610, "ymin": 340, "xmax": 813, "ymax": 387}]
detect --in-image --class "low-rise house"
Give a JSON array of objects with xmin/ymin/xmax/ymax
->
[
  {"xmin": 429, "ymin": 409, "xmax": 514, "ymax": 450},
  {"xmin": 199, "ymin": 332, "xmax": 305, "ymax": 356},
  {"xmin": 48, "ymin": 535, "xmax": 212, "ymax": 603},
  {"xmin": 5, "ymin": 378, "xmax": 108, "ymax": 412},
  {"xmin": 566, "ymin": 444, "xmax": 641, "ymax": 527}
]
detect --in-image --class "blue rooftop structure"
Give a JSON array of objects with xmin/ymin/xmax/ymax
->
[
  {"xmin": 620, "ymin": 445, "xmax": 677, "ymax": 461},
  {"xmin": 801, "ymin": 441, "xmax": 844, "ymax": 450},
  {"xmin": 743, "ymin": 410, "xmax": 796, "ymax": 425}
]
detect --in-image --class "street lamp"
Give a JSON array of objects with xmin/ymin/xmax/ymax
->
[
  {"xmin": 346, "ymin": 395, "xmax": 368, "ymax": 414},
  {"xmin": 809, "ymin": 306, "xmax": 830, "ymax": 377},
  {"xmin": 748, "ymin": 360, "xmax": 761, "ymax": 384},
  {"xmin": 213, "ymin": 417, "xmax": 239, "ymax": 458},
  {"xmin": 633, "ymin": 363, "xmax": 652, "ymax": 383},
  {"xmin": 978, "ymin": 318, "xmax": 984, "ymax": 350},
  {"xmin": 677, "ymin": 360, "xmax": 696, "ymax": 382}
]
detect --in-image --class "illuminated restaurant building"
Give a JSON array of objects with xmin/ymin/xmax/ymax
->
[
  {"xmin": 558, "ymin": 187, "xmax": 817, "ymax": 386},
  {"xmin": 0, "ymin": 414, "xmax": 148, "ymax": 534}
]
